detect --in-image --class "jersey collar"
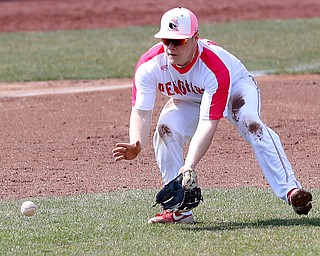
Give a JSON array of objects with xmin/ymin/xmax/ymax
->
[{"xmin": 172, "ymin": 44, "xmax": 199, "ymax": 74}]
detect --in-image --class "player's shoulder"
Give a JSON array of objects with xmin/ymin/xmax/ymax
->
[
  {"xmin": 134, "ymin": 43, "xmax": 164, "ymax": 78},
  {"xmin": 137, "ymin": 43, "xmax": 165, "ymax": 66},
  {"xmin": 199, "ymin": 38, "xmax": 220, "ymax": 47},
  {"xmin": 198, "ymin": 38, "xmax": 222, "ymax": 51},
  {"xmin": 198, "ymin": 39, "xmax": 232, "ymax": 59}
]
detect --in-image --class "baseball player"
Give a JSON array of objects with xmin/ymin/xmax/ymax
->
[{"xmin": 112, "ymin": 7, "xmax": 312, "ymax": 224}]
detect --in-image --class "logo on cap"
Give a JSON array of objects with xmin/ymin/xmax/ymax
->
[{"xmin": 168, "ymin": 17, "xmax": 179, "ymax": 32}]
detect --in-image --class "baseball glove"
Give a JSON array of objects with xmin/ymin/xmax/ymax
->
[{"xmin": 153, "ymin": 169, "xmax": 203, "ymax": 212}]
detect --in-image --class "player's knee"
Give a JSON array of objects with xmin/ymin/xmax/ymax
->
[
  {"xmin": 237, "ymin": 114, "xmax": 264, "ymax": 142},
  {"xmin": 157, "ymin": 124, "xmax": 173, "ymax": 138},
  {"xmin": 154, "ymin": 123, "xmax": 176, "ymax": 145},
  {"xmin": 246, "ymin": 120, "xmax": 263, "ymax": 141}
]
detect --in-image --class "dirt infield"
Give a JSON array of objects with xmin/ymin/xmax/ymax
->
[
  {"xmin": 0, "ymin": 1, "xmax": 319, "ymax": 200},
  {"xmin": 1, "ymin": 0, "xmax": 320, "ymax": 33}
]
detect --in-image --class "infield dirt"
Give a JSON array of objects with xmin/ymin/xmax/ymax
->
[{"xmin": 0, "ymin": 0, "xmax": 319, "ymax": 199}]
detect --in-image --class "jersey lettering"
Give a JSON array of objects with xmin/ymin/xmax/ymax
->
[
  {"xmin": 172, "ymin": 81, "xmax": 183, "ymax": 95},
  {"xmin": 165, "ymin": 82, "xmax": 174, "ymax": 96},
  {"xmin": 158, "ymin": 80, "xmax": 204, "ymax": 96},
  {"xmin": 177, "ymin": 80, "xmax": 186, "ymax": 94}
]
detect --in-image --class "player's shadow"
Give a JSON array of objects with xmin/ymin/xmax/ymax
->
[{"xmin": 180, "ymin": 217, "xmax": 320, "ymax": 231}]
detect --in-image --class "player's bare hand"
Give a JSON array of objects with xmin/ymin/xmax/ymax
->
[
  {"xmin": 178, "ymin": 166, "xmax": 186, "ymax": 174},
  {"xmin": 112, "ymin": 140, "xmax": 142, "ymax": 161},
  {"xmin": 179, "ymin": 165, "xmax": 193, "ymax": 174}
]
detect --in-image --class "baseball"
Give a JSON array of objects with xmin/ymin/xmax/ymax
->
[{"xmin": 21, "ymin": 201, "xmax": 37, "ymax": 217}]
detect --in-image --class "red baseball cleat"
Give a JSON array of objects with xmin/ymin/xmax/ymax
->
[{"xmin": 148, "ymin": 210, "xmax": 194, "ymax": 224}]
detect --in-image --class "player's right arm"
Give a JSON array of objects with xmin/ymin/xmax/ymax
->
[
  {"xmin": 112, "ymin": 107, "xmax": 152, "ymax": 162},
  {"xmin": 129, "ymin": 107, "xmax": 152, "ymax": 147},
  {"xmin": 113, "ymin": 44, "xmax": 161, "ymax": 162}
]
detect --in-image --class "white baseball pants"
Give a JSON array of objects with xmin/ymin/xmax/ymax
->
[{"xmin": 153, "ymin": 76, "xmax": 301, "ymax": 202}]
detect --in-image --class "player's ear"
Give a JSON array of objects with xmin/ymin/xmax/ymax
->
[{"xmin": 193, "ymin": 31, "xmax": 199, "ymax": 41}]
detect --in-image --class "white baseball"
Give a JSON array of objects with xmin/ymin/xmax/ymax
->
[{"xmin": 21, "ymin": 201, "xmax": 37, "ymax": 217}]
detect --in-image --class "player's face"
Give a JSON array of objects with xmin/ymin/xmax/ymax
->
[{"xmin": 162, "ymin": 34, "xmax": 198, "ymax": 66}]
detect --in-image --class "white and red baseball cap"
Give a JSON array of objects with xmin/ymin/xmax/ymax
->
[{"xmin": 154, "ymin": 7, "xmax": 198, "ymax": 39}]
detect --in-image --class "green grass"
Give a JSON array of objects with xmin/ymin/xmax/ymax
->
[
  {"xmin": 0, "ymin": 18, "xmax": 319, "ymax": 82},
  {"xmin": 1, "ymin": 188, "xmax": 319, "ymax": 255},
  {"xmin": 201, "ymin": 18, "xmax": 320, "ymax": 74},
  {"xmin": 0, "ymin": 19, "xmax": 319, "ymax": 255}
]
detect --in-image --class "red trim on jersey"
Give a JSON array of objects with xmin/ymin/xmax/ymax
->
[
  {"xmin": 200, "ymin": 47, "xmax": 230, "ymax": 120},
  {"xmin": 132, "ymin": 44, "xmax": 165, "ymax": 106},
  {"xmin": 173, "ymin": 46, "xmax": 199, "ymax": 74}
]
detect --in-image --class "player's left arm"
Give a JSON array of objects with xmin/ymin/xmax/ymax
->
[{"xmin": 181, "ymin": 119, "xmax": 220, "ymax": 171}]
